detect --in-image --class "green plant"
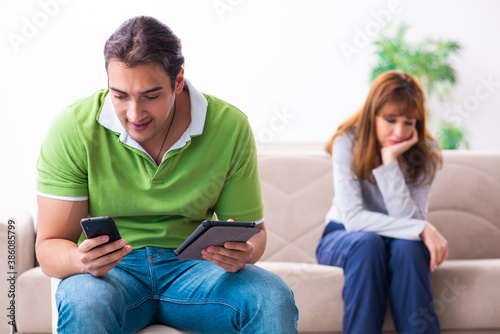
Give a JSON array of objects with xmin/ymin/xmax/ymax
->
[
  {"xmin": 436, "ymin": 120, "xmax": 469, "ymax": 150},
  {"xmin": 371, "ymin": 24, "xmax": 468, "ymax": 149}
]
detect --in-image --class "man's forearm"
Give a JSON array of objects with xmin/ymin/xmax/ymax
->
[
  {"xmin": 36, "ymin": 197, "xmax": 89, "ymax": 279},
  {"xmin": 249, "ymin": 226, "xmax": 267, "ymax": 264},
  {"xmin": 36, "ymin": 238, "xmax": 86, "ymax": 279}
]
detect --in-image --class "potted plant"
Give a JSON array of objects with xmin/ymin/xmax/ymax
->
[{"xmin": 370, "ymin": 24, "xmax": 467, "ymax": 149}]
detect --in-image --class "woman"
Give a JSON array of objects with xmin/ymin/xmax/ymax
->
[{"xmin": 316, "ymin": 70, "xmax": 449, "ymax": 333}]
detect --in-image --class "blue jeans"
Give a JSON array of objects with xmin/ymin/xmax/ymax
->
[
  {"xmin": 316, "ymin": 221, "xmax": 440, "ymax": 334},
  {"xmin": 56, "ymin": 247, "xmax": 298, "ymax": 333}
]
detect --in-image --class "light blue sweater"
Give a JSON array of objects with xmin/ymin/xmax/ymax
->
[{"xmin": 325, "ymin": 132, "xmax": 438, "ymax": 240}]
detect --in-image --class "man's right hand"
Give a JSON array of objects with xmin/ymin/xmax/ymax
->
[
  {"xmin": 36, "ymin": 197, "xmax": 132, "ymax": 279},
  {"xmin": 78, "ymin": 236, "xmax": 132, "ymax": 277}
]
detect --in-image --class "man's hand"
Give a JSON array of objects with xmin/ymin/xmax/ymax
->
[
  {"xmin": 381, "ymin": 128, "xmax": 419, "ymax": 165},
  {"xmin": 201, "ymin": 241, "xmax": 254, "ymax": 273},
  {"xmin": 200, "ymin": 218, "xmax": 266, "ymax": 272},
  {"xmin": 78, "ymin": 236, "xmax": 132, "ymax": 277},
  {"xmin": 420, "ymin": 223, "xmax": 449, "ymax": 271}
]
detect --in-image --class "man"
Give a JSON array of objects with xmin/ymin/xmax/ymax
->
[{"xmin": 36, "ymin": 16, "xmax": 298, "ymax": 333}]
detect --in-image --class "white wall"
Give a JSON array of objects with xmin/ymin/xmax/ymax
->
[{"xmin": 1, "ymin": 0, "xmax": 500, "ymax": 221}]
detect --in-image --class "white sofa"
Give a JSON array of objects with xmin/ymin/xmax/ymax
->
[{"xmin": 2, "ymin": 149, "xmax": 500, "ymax": 333}]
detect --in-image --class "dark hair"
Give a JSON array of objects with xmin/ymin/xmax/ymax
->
[{"xmin": 104, "ymin": 16, "xmax": 185, "ymax": 90}]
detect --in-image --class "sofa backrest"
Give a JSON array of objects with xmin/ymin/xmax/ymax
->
[
  {"xmin": 257, "ymin": 150, "xmax": 500, "ymax": 263},
  {"xmin": 428, "ymin": 151, "xmax": 500, "ymax": 259},
  {"xmin": 258, "ymin": 152, "xmax": 333, "ymax": 263}
]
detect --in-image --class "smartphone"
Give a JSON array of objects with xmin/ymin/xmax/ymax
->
[{"xmin": 80, "ymin": 216, "xmax": 121, "ymax": 244}]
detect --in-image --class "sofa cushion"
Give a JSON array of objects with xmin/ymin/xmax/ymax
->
[
  {"xmin": 256, "ymin": 261, "xmax": 345, "ymax": 332},
  {"xmin": 431, "ymin": 259, "xmax": 500, "ymax": 330},
  {"xmin": 428, "ymin": 152, "xmax": 500, "ymax": 259}
]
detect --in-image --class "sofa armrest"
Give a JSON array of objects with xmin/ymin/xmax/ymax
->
[
  {"xmin": 0, "ymin": 208, "xmax": 36, "ymax": 334},
  {"xmin": 16, "ymin": 267, "xmax": 52, "ymax": 334}
]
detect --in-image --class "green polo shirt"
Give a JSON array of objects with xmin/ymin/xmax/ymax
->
[{"xmin": 37, "ymin": 80, "xmax": 264, "ymax": 249}]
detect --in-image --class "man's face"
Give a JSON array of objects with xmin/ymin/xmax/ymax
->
[{"xmin": 107, "ymin": 60, "xmax": 181, "ymax": 145}]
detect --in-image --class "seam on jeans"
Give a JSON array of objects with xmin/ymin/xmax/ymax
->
[
  {"xmin": 158, "ymin": 296, "xmax": 249, "ymax": 322},
  {"xmin": 146, "ymin": 247, "xmax": 164, "ymax": 267},
  {"xmin": 146, "ymin": 248, "xmax": 158, "ymax": 295},
  {"xmin": 146, "ymin": 247, "xmax": 159, "ymax": 319},
  {"xmin": 148, "ymin": 248, "xmax": 164, "ymax": 262},
  {"xmin": 118, "ymin": 296, "xmax": 153, "ymax": 327}
]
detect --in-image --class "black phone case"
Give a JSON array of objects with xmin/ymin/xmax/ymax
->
[
  {"xmin": 174, "ymin": 220, "xmax": 259, "ymax": 260},
  {"xmin": 80, "ymin": 216, "xmax": 121, "ymax": 243}
]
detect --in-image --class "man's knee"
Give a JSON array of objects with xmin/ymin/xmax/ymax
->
[
  {"xmin": 239, "ymin": 266, "xmax": 298, "ymax": 316},
  {"xmin": 240, "ymin": 267, "xmax": 299, "ymax": 331},
  {"xmin": 57, "ymin": 274, "xmax": 124, "ymax": 313},
  {"xmin": 56, "ymin": 274, "xmax": 128, "ymax": 333}
]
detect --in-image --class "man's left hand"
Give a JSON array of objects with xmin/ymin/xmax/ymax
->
[{"xmin": 201, "ymin": 241, "xmax": 253, "ymax": 273}]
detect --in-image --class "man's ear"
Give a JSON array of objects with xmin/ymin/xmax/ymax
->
[{"xmin": 174, "ymin": 68, "xmax": 185, "ymax": 94}]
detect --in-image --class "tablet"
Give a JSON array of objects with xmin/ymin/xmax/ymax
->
[{"xmin": 174, "ymin": 220, "xmax": 260, "ymax": 260}]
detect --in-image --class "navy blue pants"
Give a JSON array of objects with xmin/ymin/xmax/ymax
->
[{"xmin": 316, "ymin": 221, "xmax": 440, "ymax": 334}]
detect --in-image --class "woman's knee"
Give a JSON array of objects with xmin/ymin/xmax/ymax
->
[
  {"xmin": 389, "ymin": 239, "xmax": 430, "ymax": 268},
  {"xmin": 341, "ymin": 232, "xmax": 388, "ymax": 278},
  {"xmin": 349, "ymin": 232, "xmax": 386, "ymax": 257}
]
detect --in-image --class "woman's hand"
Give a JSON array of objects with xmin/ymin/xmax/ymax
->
[
  {"xmin": 381, "ymin": 128, "xmax": 419, "ymax": 165},
  {"xmin": 420, "ymin": 223, "xmax": 449, "ymax": 271}
]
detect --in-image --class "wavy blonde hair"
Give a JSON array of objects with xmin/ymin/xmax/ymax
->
[{"xmin": 326, "ymin": 70, "xmax": 442, "ymax": 185}]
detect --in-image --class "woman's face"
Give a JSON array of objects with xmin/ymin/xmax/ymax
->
[{"xmin": 375, "ymin": 103, "xmax": 417, "ymax": 148}]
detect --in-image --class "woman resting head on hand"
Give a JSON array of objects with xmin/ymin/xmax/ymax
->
[
  {"xmin": 326, "ymin": 69, "xmax": 441, "ymax": 182},
  {"xmin": 318, "ymin": 70, "xmax": 448, "ymax": 334}
]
